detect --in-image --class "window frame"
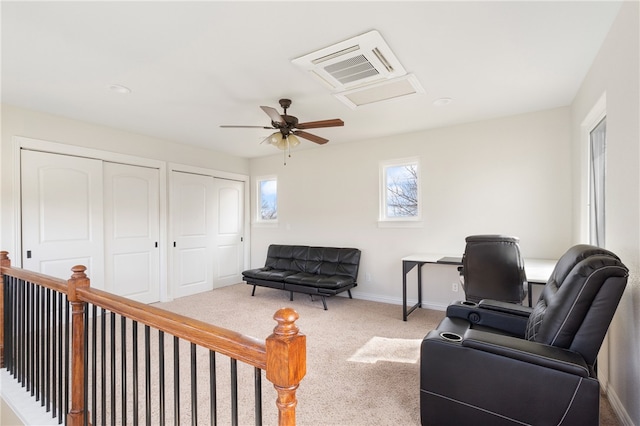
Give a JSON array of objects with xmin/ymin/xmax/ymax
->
[
  {"xmin": 588, "ymin": 115, "xmax": 607, "ymax": 247},
  {"xmin": 378, "ymin": 157, "xmax": 422, "ymax": 227},
  {"xmin": 255, "ymin": 175, "xmax": 278, "ymax": 224},
  {"xmin": 580, "ymin": 93, "xmax": 607, "ymax": 244}
]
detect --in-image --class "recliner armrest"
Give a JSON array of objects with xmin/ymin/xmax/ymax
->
[
  {"xmin": 478, "ymin": 299, "xmax": 533, "ymax": 317},
  {"xmin": 446, "ymin": 300, "xmax": 529, "ymax": 337},
  {"xmin": 462, "ymin": 329, "xmax": 591, "ymax": 377}
]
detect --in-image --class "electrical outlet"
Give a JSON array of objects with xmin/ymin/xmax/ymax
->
[
  {"xmin": 365, "ymin": 273, "xmax": 372, "ymax": 282},
  {"xmin": 452, "ymin": 282, "xmax": 459, "ymax": 292}
]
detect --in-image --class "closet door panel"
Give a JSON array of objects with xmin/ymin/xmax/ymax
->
[
  {"xmin": 104, "ymin": 162, "xmax": 160, "ymax": 303},
  {"xmin": 171, "ymin": 171, "xmax": 214, "ymax": 298},
  {"xmin": 21, "ymin": 150, "xmax": 104, "ymax": 287},
  {"xmin": 213, "ymin": 178, "xmax": 244, "ymax": 288}
]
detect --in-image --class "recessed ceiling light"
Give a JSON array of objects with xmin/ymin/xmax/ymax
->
[
  {"xmin": 433, "ymin": 97, "xmax": 452, "ymax": 106},
  {"xmin": 108, "ymin": 84, "xmax": 131, "ymax": 94}
]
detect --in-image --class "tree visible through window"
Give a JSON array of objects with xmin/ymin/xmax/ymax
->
[
  {"xmin": 258, "ymin": 178, "xmax": 277, "ymax": 221},
  {"xmin": 381, "ymin": 160, "xmax": 419, "ymax": 219}
]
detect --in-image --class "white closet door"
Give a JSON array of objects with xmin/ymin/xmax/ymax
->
[
  {"xmin": 104, "ymin": 162, "xmax": 160, "ymax": 303},
  {"xmin": 212, "ymin": 178, "xmax": 244, "ymax": 288},
  {"xmin": 171, "ymin": 171, "xmax": 214, "ymax": 298},
  {"xmin": 21, "ymin": 150, "xmax": 105, "ymax": 288}
]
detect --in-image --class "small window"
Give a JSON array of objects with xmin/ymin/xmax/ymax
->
[
  {"xmin": 589, "ymin": 116, "xmax": 606, "ymax": 246},
  {"xmin": 257, "ymin": 176, "xmax": 277, "ymax": 222},
  {"xmin": 380, "ymin": 158, "xmax": 420, "ymax": 222}
]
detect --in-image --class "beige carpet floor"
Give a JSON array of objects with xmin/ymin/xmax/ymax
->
[{"xmin": 153, "ymin": 283, "xmax": 621, "ymax": 426}]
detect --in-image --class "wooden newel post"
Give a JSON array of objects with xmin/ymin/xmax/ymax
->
[
  {"xmin": 0, "ymin": 251, "xmax": 10, "ymax": 368},
  {"xmin": 266, "ymin": 308, "xmax": 306, "ymax": 426},
  {"xmin": 66, "ymin": 265, "xmax": 90, "ymax": 426}
]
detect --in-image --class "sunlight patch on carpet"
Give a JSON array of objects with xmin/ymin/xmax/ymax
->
[{"xmin": 348, "ymin": 336, "xmax": 422, "ymax": 364}]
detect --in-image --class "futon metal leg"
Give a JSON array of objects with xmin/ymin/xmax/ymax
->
[
  {"xmin": 252, "ymin": 285, "xmax": 256, "ymax": 296},
  {"xmin": 348, "ymin": 290, "xmax": 353, "ymax": 299},
  {"xmin": 322, "ymin": 296, "xmax": 327, "ymax": 310},
  {"xmin": 290, "ymin": 291, "xmax": 294, "ymax": 301}
]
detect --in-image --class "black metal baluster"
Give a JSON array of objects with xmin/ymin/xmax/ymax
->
[
  {"xmin": 110, "ymin": 312, "xmax": 116, "ymax": 426},
  {"xmin": 121, "ymin": 315, "xmax": 127, "ymax": 426},
  {"xmin": 145, "ymin": 325, "xmax": 151, "ymax": 426},
  {"xmin": 191, "ymin": 343, "xmax": 197, "ymax": 425},
  {"xmin": 91, "ymin": 304, "xmax": 98, "ymax": 426},
  {"xmin": 231, "ymin": 359, "xmax": 238, "ymax": 426},
  {"xmin": 17, "ymin": 278, "xmax": 24, "ymax": 385},
  {"xmin": 26, "ymin": 281, "xmax": 32, "ymax": 393},
  {"xmin": 210, "ymin": 351, "xmax": 217, "ymax": 426},
  {"xmin": 3, "ymin": 277, "xmax": 12, "ymax": 373},
  {"xmin": 33, "ymin": 286, "xmax": 42, "ymax": 401},
  {"xmin": 64, "ymin": 295, "xmax": 70, "ymax": 422},
  {"xmin": 40, "ymin": 284, "xmax": 46, "ymax": 406},
  {"xmin": 158, "ymin": 330, "xmax": 165, "ymax": 426},
  {"xmin": 101, "ymin": 308, "xmax": 107, "ymax": 426},
  {"xmin": 132, "ymin": 320, "xmax": 139, "ymax": 426},
  {"xmin": 52, "ymin": 288, "xmax": 57, "ymax": 417},
  {"xmin": 45, "ymin": 287, "xmax": 51, "ymax": 411},
  {"xmin": 57, "ymin": 292, "xmax": 64, "ymax": 424},
  {"xmin": 174, "ymin": 336, "xmax": 180, "ymax": 426},
  {"xmin": 254, "ymin": 368, "xmax": 262, "ymax": 426}
]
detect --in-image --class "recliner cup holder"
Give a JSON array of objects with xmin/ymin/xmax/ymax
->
[
  {"xmin": 461, "ymin": 301, "xmax": 477, "ymax": 307},
  {"xmin": 439, "ymin": 332, "xmax": 463, "ymax": 342}
]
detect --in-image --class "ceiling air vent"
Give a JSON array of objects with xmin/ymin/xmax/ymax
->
[
  {"xmin": 292, "ymin": 30, "xmax": 424, "ymax": 108},
  {"xmin": 292, "ymin": 30, "xmax": 406, "ymax": 91},
  {"xmin": 334, "ymin": 74, "xmax": 424, "ymax": 109}
]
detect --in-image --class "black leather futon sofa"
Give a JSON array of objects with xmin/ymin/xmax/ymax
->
[{"xmin": 242, "ymin": 244, "xmax": 361, "ymax": 310}]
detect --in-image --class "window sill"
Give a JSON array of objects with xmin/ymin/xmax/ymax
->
[
  {"xmin": 378, "ymin": 220, "xmax": 423, "ymax": 229},
  {"xmin": 252, "ymin": 221, "xmax": 279, "ymax": 228}
]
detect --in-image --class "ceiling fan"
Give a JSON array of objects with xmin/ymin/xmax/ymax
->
[{"xmin": 220, "ymin": 98, "xmax": 344, "ymax": 150}]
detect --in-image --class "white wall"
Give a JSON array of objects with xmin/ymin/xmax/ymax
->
[
  {"xmin": 570, "ymin": 1, "xmax": 640, "ymax": 424},
  {"xmin": 0, "ymin": 104, "xmax": 250, "ymax": 260},
  {"xmin": 249, "ymin": 107, "xmax": 573, "ymax": 309}
]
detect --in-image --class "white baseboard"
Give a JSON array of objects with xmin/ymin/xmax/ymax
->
[
  {"xmin": 605, "ymin": 385, "xmax": 635, "ymax": 426},
  {"xmin": 350, "ymin": 291, "xmax": 449, "ymax": 312}
]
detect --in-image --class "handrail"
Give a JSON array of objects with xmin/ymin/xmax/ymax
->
[
  {"xmin": 76, "ymin": 285, "xmax": 267, "ymax": 369},
  {"xmin": 0, "ymin": 251, "xmax": 306, "ymax": 425}
]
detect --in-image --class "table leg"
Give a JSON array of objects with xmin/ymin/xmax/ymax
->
[{"xmin": 403, "ymin": 261, "xmax": 425, "ymax": 321}]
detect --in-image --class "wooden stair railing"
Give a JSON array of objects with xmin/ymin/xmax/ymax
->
[{"xmin": 0, "ymin": 251, "xmax": 306, "ymax": 426}]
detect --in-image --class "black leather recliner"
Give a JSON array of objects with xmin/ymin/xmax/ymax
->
[
  {"xmin": 420, "ymin": 244, "xmax": 628, "ymax": 425},
  {"xmin": 459, "ymin": 235, "xmax": 527, "ymax": 304}
]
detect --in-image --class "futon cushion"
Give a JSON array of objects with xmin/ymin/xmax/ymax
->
[
  {"xmin": 284, "ymin": 272, "xmax": 356, "ymax": 290},
  {"xmin": 242, "ymin": 267, "xmax": 297, "ymax": 281}
]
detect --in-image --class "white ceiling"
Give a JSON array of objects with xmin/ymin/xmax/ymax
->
[{"xmin": 1, "ymin": 1, "xmax": 622, "ymax": 159}]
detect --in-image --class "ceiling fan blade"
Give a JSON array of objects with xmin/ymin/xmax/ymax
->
[
  {"xmin": 296, "ymin": 119, "xmax": 344, "ymax": 129},
  {"xmin": 294, "ymin": 130, "xmax": 329, "ymax": 145},
  {"xmin": 260, "ymin": 106, "xmax": 285, "ymax": 125},
  {"xmin": 259, "ymin": 134, "xmax": 273, "ymax": 145},
  {"xmin": 220, "ymin": 125, "xmax": 274, "ymax": 129}
]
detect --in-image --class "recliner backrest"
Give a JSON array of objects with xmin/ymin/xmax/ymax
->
[
  {"xmin": 462, "ymin": 235, "xmax": 527, "ymax": 304},
  {"xmin": 525, "ymin": 244, "xmax": 628, "ymax": 365}
]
